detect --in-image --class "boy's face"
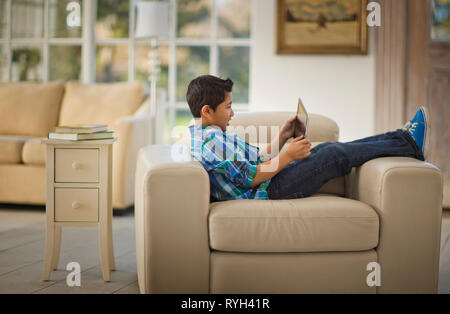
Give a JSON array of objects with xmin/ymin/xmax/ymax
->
[{"xmin": 201, "ymin": 92, "xmax": 234, "ymax": 131}]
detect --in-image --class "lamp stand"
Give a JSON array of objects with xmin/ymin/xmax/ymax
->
[{"xmin": 148, "ymin": 37, "xmax": 161, "ymax": 144}]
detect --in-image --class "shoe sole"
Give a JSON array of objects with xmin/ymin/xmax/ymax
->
[{"xmin": 420, "ymin": 106, "xmax": 431, "ymax": 160}]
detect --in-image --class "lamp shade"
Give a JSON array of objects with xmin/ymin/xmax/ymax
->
[{"xmin": 135, "ymin": 1, "xmax": 169, "ymax": 39}]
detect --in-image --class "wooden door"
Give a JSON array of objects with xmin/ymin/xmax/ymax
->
[
  {"xmin": 375, "ymin": 0, "xmax": 450, "ymax": 208},
  {"xmin": 406, "ymin": 0, "xmax": 450, "ymax": 208}
]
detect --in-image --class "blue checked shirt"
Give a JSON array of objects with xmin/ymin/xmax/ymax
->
[{"xmin": 189, "ymin": 125, "xmax": 270, "ymax": 201}]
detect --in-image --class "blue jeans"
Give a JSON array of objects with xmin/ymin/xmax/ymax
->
[{"xmin": 266, "ymin": 130, "xmax": 424, "ymax": 200}]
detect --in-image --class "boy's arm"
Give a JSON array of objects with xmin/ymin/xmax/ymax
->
[
  {"xmin": 258, "ymin": 132, "xmax": 289, "ymax": 161},
  {"xmin": 250, "ymin": 151, "xmax": 293, "ymax": 188},
  {"xmin": 250, "ymin": 136, "xmax": 311, "ymax": 188}
]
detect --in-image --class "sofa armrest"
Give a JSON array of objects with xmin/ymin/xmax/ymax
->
[
  {"xmin": 350, "ymin": 157, "xmax": 443, "ymax": 293},
  {"xmin": 112, "ymin": 114, "xmax": 150, "ymax": 209},
  {"xmin": 135, "ymin": 145, "xmax": 210, "ymax": 293}
]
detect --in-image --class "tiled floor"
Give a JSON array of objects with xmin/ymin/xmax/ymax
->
[{"xmin": 0, "ymin": 204, "xmax": 449, "ymax": 294}]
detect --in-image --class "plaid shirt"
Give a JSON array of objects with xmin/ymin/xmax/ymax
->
[{"xmin": 189, "ymin": 125, "xmax": 270, "ymax": 201}]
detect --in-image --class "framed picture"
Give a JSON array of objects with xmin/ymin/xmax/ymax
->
[{"xmin": 276, "ymin": 0, "xmax": 368, "ymax": 54}]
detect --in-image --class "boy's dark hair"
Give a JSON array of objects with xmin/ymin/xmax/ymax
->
[{"xmin": 186, "ymin": 75, "xmax": 233, "ymax": 118}]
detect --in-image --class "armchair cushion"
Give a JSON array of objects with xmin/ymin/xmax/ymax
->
[
  {"xmin": 0, "ymin": 81, "xmax": 65, "ymax": 137},
  {"xmin": 58, "ymin": 81, "xmax": 143, "ymax": 128},
  {"xmin": 209, "ymin": 194, "xmax": 379, "ymax": 253}
]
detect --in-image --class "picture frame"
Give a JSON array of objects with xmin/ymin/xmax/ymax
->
[{"xmin": 276, "ymin": 0, "xmax": 368, "ymax": 54}]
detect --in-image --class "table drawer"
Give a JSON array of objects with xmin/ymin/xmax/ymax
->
[
  {"xmin": 55, "ymin": 148, "xmax": 99, "ymax": 183},
  {"xmin": 54, "ymin": 188, "xmax": 99, "ymax": 222}
]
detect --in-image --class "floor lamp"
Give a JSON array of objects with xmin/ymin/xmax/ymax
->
[{"xmin": 135, "ymin": 1, "xmax": 169, "ymax": 144}]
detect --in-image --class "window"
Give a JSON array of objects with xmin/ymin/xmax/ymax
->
[
  {"xmin": 0, "ymin": 0, "xmax": 83, "ymax": 82},
  {"xmin": 0, "ymin": 0, "xmax": 252, "ymax": 141}
]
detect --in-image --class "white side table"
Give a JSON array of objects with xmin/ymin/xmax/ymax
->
[{"xmin": 41, "ymin": 138, "xmax": 117, "ymax": 282}]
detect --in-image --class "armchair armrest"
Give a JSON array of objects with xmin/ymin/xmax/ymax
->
[
  {"xmin": 112, "ymin": 114, "xmax": 150, "ymax": 209},
  {"xmin": 135, "ymin": 145, "xmax": 210, "ymax": 293},
  {"xmin": 349, "ymin": 157, "xmax": 443, "ymax": 293}
]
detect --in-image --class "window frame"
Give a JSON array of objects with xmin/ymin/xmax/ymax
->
[
  {"xmin": 0, "ymin": 0, "xmax": 11, "ymax": 80},
  {"xmin": 0, "ymin": 0, "xmax": 254, "ymax": 134},
  {"xmin": 94, "ymin": 0, "xmax": 253, "ymax": 131},
  {"xmin": 1, "ymin": 0, "xmax": 86, "ymax": 81}
]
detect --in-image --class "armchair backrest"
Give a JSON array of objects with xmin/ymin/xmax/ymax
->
[{"xmin": 228, "ymin": 112, "xmax": 339, "ymax": 145}]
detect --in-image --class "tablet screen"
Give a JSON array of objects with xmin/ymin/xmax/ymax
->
[{"xmin": 297, "ymin": 98, "xmax": 309, "ymax": 137}]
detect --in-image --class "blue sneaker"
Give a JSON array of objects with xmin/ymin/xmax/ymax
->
[{"xmin": 402, "ymin": 106, "xmax": 430, "ymax": 159}]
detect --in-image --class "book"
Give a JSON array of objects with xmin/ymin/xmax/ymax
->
[
  {"xmin": 48, "ymin": 131, "xmax": 114, "ymax": 141},
  {"xmin": 296, "ymin": 97, "xmax": 309, "ymax": 138},
  {"xmin": 55, "ymin": 124, "xmax": 108, "ymax": 133}
]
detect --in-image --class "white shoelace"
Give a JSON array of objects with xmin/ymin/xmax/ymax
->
[{"xmin": 402, "ymin": 121, "xmax": 419, "ymax": 135}]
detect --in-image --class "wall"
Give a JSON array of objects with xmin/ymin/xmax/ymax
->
[{"xmin": 250, "ymin": 0, "xmax": 376, "ymax": 142}]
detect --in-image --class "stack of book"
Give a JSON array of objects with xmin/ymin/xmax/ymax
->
[{"xmin": 48, "ymin": 124, "xmax": 114, "ymax": 141}]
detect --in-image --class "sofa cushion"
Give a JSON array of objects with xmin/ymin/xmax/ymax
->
[
  {"xmin": 208, "ymin": 194, "xmax": 379, "ymax": 253},
  {"xmin": 22, "ymin": 138, "xmax": 46, "ymax": 165},
  {"xmin": 58, "ymin": 81, "xmax": 143, "ymax": 129},
  {"xmin": 0, "ymin": 81, "xmax": 65, "ymax": 137},
  {"xmin": 0, "ymin": 135, "xmax": 32, "ymax": 164}
]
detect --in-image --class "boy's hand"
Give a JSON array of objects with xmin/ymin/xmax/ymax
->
[
  {"xmin": 294, "ymin": 117, "xmax": 307, "ymax": 138},
  {"xmin": 280, "ymin": 116, "xmax": 308, "ymax": 142},
  {"xmin": 279, "ymin": 116, "xmax": 297, "ymax": 141},
  {"xmin": 285, "ymin": 136, "xmax": 311, "ymax": 162}
]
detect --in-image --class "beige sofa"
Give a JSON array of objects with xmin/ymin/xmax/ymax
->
[
  {"xmin": 0, "ymin": 80, "xmax": 156, "ymax": 210},
  {"xmin": 135, "ymin": 112, "xmax": 443, "ymax": 293}
]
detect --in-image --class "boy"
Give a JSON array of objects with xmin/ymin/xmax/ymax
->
[{"xmin": 187, "ymin": 75, "xmax": 429, "ymax": 201}]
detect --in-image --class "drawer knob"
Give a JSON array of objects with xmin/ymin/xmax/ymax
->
[
  {"xmin": 72, "ymin": 162, "xmax": 80, "ymax": 170},
  {"xmin": 71, "ymin": 202, "xmax": 80, "ymax": 209}
]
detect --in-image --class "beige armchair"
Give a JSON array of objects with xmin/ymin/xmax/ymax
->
[{"xmin": 134, "ymin": 112, "xmax": 443, "ymax": 294}]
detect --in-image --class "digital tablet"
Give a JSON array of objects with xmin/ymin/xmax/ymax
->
[{"xmin": 297, "ymin": 97, "xmax": 309, "ymax": 138}]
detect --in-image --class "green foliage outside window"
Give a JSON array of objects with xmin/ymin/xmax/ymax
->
[
  {"xmin": 50, "ymin": 46, "xmax": 82, "ymax": 81},
  {"xmin": 0, "ymin": 0, "xmax": 6, "ymax": 38},
  {"xmin": 12, "ymin": 48, "xmax": 41, "ymax": 81},
  {"xmin": 177, "ymin": 0, "xmax": 211, "ymax": 38},
  {"xmin": 432, "ymin": 0, "xmax": 450, "ymax": 40},
  {"xmin": 97, "ymin": 0, "xmax": 129, "ymax": 38}
]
